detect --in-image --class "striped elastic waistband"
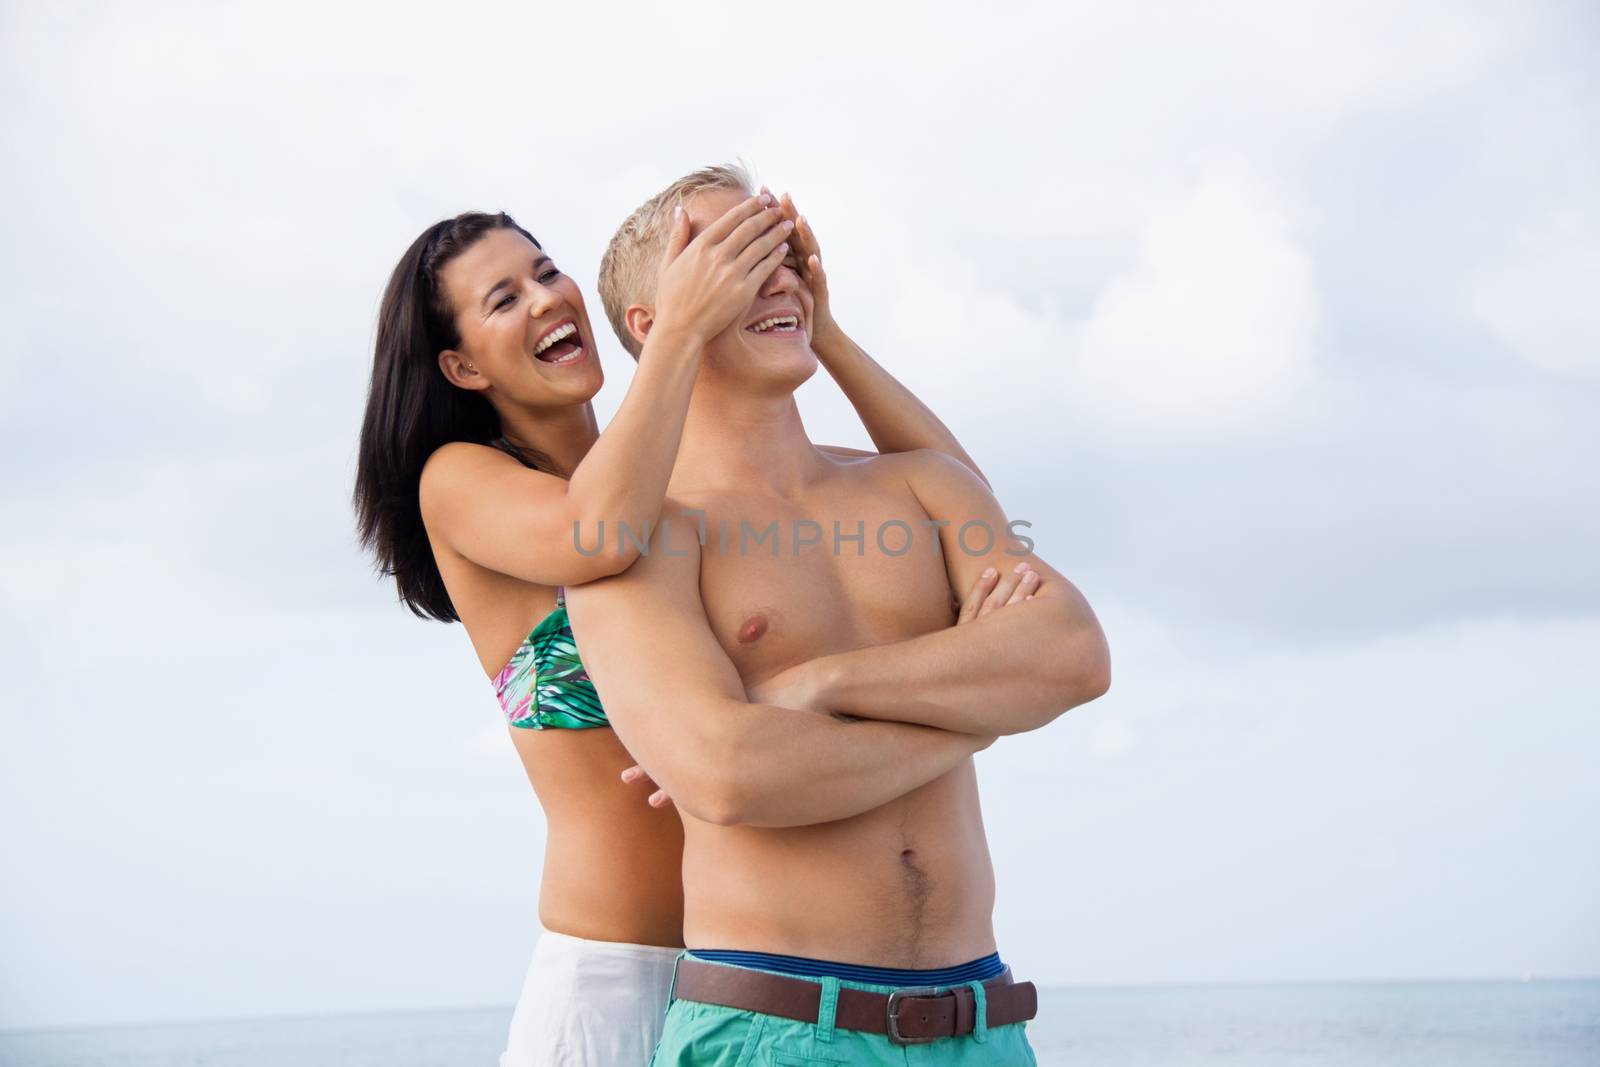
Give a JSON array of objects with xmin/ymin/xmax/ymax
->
[{"xmin": 687, "ymin": 949, "xmax": 1006, "ymax": 986}]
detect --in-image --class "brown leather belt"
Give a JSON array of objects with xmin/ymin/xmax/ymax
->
[{"xmin": 672, "ymin": 959, "xmax": 1038, "ymax": 1046}]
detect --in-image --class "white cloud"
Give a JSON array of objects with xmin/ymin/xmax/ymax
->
[
  {"xmin": 1066, "ymin": 157, "xmax": 1320, "ymax": 438},
  {"xmin": 1470, "ymin": 205, "xmax": 1600, "ymax": 378},
  {"xmin": 1084, "ymin": 712, "xmax": 1138, "ymax": 760},
  {"xmin": 989, "ymin": 603, "xmax": 1600, "ymax": 986}
]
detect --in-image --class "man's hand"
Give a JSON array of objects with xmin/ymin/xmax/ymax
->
[
  {"xmin": 620, "ymin": 764, "xmax": 672, "ymax": 809},
  {"xmin": 956, "ymin": 562, "xmax": 1040, "ymax": 623}
]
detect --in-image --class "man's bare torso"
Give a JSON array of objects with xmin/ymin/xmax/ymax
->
[{"xmin": 674, "ymin": 450, "xmax": 998, "ymax": 966}]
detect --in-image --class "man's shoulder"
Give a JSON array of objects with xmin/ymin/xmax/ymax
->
[
  {"xmin": 816, "ymin": 444, "xmax": 918, "ymax": 475},
  {"xmin": 820, "ymin": 447, "xmax": 979, "ymax": 494}
]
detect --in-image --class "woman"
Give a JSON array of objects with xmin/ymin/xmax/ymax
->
[{"xmin": 354, "ymin": 177, "xmax": 1030, "ymax": 1066}]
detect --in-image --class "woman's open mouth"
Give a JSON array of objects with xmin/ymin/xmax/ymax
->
[{"xmin": 533, "ymin": 321, "xmax": 585, "ymax": 364}]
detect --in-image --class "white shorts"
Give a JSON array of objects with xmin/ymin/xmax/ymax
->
[{"xmin": 500, "ymin": 928, "xmax": 681, "ymax": 1067}]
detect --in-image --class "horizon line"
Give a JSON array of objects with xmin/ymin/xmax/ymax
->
[{"xmin": 6, "ymin": 973, "xmax": 1597, "ymax": 1036}]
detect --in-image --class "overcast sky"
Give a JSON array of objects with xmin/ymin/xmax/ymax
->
[{"xmin": 2, "ymin": 0, "xmax": 1597, "ymax": 1031}]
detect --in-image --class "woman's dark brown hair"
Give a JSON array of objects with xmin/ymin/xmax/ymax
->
[{"xmin": 353, "ymin": 212, "xmax": 552, "ymax": 622}]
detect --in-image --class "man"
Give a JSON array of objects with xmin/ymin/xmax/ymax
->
[{"xmin": 568, "ymin": 164, "xmax": 1110, "ymax": 1065}]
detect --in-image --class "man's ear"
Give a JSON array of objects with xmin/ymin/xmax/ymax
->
[
  {"xmin": 438, "ymin": 348, "xmax": 489, "ymax": 391},
  {"xmin": 624, "ymin": 305, "xmax": 655, "ymax": 355}
]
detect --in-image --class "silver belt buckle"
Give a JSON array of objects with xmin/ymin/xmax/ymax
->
[{"xmin": 885, "ymin": 985, "xmax": 945, "ymax": 1046}]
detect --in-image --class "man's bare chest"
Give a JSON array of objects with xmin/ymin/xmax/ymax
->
[{"xmin": 684, "ymin": 489, "xmax": 957, "ymax": 683}]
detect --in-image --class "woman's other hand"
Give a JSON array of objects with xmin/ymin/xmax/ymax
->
[{"xmin": 775, "ymin": 191, "xmax": 842, "ymax": 352}]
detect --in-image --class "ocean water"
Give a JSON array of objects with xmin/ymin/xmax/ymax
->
[{"xmin": 2, "ymin": 981, "xmax": 1596, "ymax": 1066}]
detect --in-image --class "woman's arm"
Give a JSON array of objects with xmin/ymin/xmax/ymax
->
[
  {"xmin": 421, "ymin": 196, "xmax": 793, "ymax": 588},
  {"xmin": 779, "ymin": 192, "xmax": 989, "ymax": 487}
]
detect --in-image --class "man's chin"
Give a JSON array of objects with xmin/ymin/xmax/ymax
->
[{"xmin": 740, "ymin": 348, "xmax": 819, "ymax": 391}]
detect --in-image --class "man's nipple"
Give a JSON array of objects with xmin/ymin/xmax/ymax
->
[{"xmin": 736, "ymin": 613, "xmax": 769, "ymax": 644}]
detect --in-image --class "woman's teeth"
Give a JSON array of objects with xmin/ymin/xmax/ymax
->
[
  {"xmin": 534, "ymin": 322, "xmax": 578, "ymax": 356},
  {"xmin": 749, "ymin": 316, "xmax": 799, "ymax": 334}
]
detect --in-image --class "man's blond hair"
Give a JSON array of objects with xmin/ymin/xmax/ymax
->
[{"xmin": 598, "ymin": 162, "xmax": 755, "ymax": 358}]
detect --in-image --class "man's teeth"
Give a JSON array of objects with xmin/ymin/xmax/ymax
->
[
  {"xmin": 750, "ymin": 316, "xmax": 799, "ymax": 334},
  {"xmin": 534, "ymin": 322, "xmax": 578, "ymax": 356}
]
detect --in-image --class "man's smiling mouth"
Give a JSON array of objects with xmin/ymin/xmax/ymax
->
[{"xmin": 747, "ymin": 315, "xmax": 800, "ymax": 334}]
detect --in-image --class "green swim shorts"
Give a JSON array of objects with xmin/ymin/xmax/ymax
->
[{"xmin": 648, "ymin": 954, "xmax": 1039, "ymax": 1066}]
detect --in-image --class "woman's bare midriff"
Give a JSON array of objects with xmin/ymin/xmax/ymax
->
[
  {"xmin": 439, "ymin": 549, "xmax": 684, "ymax": 947},
  {"xmin": 511, "ymin": 725, "xmax": 685, "ymax": 948}
]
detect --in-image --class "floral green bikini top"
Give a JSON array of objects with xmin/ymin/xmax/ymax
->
[{"xmin": 492, "ymin": 587, "xmax": 608, "ymax": 729}]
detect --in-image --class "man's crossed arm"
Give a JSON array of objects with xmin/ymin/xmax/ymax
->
[
  {"xmin": 838, "ymin": 449, "xmax": 1111, "ymax": 731},
  {"xmin": 569, "ymin": 454, "xmax": 1110, "ymax": 826},
  {"xmin": 565, "ymin": 513, "xmax": 990, "ymax": 829},
  {"xmin": 749, "ymin": 450, "xmax": 1111, "ymax": 737}
]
